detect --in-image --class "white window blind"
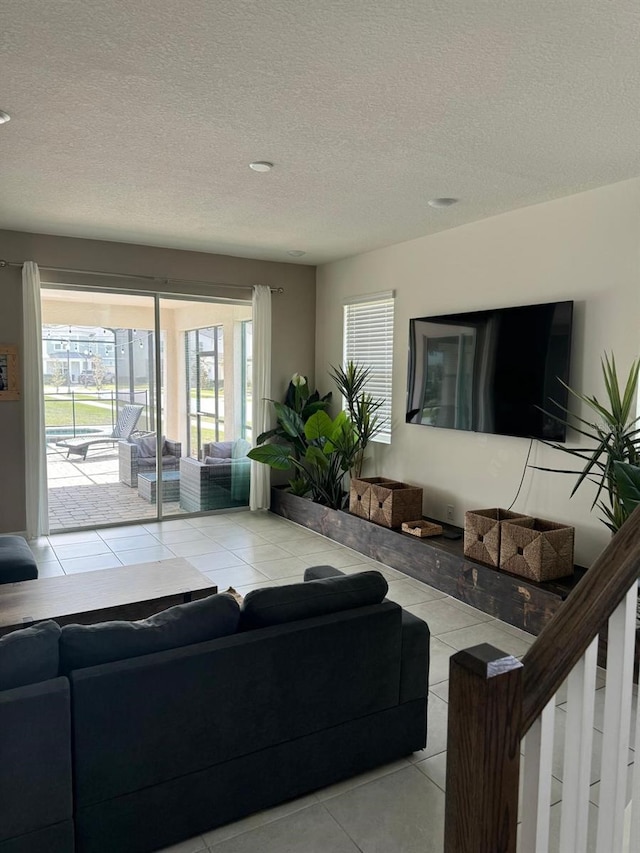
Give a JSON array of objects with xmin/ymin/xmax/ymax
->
[{"xmin": 343, "ymin": 291, "xmax": 394, "ymax": 444}]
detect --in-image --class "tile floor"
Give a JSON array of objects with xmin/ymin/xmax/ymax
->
[{"xmin": 30, "ymin": 510, "xmax": 631, "ymax": 853}]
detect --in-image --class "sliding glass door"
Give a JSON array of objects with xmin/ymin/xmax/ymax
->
[{"xmin": 41, "ymin": 287, "xmax": 252, "ymax": 531}]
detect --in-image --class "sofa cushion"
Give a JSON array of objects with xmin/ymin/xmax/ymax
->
[
  {"xmin": 204, "ymin": 456, "xmax": 230, "ymax": 466},
  {"xmin": 60, "ymin": 593, "xmax": 240, "ymax": 673},
  {"xmin": 208, "ymin": 441, "xmax": 234, "ymax": 459},
  {"xmin": 0, "ymin": 620, "xmax": 61, "ymax": 690},
  {"xmin": 240, "ymin": 570, "xmax": 388, "ymax": 630}
]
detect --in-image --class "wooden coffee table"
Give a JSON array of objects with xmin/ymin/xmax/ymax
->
[{"xmin": 0, "ymin": 558, "xmax": 218, "ymax": 637}]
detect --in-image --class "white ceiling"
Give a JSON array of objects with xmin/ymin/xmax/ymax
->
[{"xmin": 2, "ymin": 1, "xmax": 639, "ymax": 265}]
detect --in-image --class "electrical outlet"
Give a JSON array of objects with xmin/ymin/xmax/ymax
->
[{"xmin": 446, "ymin": 504, "xmax": 455, "ymax": 522}]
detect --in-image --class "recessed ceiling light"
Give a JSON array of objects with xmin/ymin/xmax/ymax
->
[
  {"xmin": 0, "ymin": 111, "xmax": 11, "ymax": 125},
  {"xmin": 249, "ymin": 161, "xmax": 273, "ymax": 172},
  {"xmin": 427, "ymin": 197, "xmax": 458, "ymax": 208},
  {"xmin": 287, "ymin": 250, "xmax": 306, "ymax": 257}
]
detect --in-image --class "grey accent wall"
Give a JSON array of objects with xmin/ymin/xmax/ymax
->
[{"xmin": 0, "ymin": 229, "xmax": 315, "ymax": 533}]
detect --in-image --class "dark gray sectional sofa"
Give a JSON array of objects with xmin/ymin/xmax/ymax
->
[{"xmin": 0, "ymin": 567, "xmax": 430, "ymax": 853}]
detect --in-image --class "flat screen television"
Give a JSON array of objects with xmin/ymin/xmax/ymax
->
[{"xmin": 406, "ymin": 300, "xmax": 574, "ymax": 441}]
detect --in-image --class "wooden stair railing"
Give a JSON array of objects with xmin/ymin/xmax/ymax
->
[{"xmin": 444, "ymin": 504, "xmax": 640, "ymax": 853}]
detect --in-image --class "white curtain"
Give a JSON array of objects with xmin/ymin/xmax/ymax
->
[
  {"xmin": 250, "ymin": 285, "xmax": 272, "ymax": 510},
  {"xmin": 22, "ymin": 262, "xmax": 49, "ymax": 538}
]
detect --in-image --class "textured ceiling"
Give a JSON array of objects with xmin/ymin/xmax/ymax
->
[{"xmin": 1, "ymin": 1, "xmax": 639, "ymax": 265}]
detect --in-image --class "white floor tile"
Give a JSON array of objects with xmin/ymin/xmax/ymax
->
[
  {"xmin": 106, "ymin": 533, "xmax": 160, "ymax": 552},
  {"xmin": 406, "ymin": 598, "xmax": 493, "ymax": 637},
  {"xmin": 99, "ymin": 524, "xmax": 152, "ymax": 540},
  {"xmin": 117, "ymin": 546, "xmax": 176, "ymax": 565},
  {"xmin": 48, "ymin": 529, "xmax": 103, "ymax": 545},
  {"xmin": 61, "ymin": 553, "xmax": 123, "ymax": 573},
  {"xmin": 323, "ymin": 765, "xmax": 445, "ymax": 853},
  {"xmin": 35, "ymin": 560, "xmax": 65, "ymax": 577},
  {"xmin": 152, "ymin": 529, "xmax": 217, "ymax": 546},
  {"xmin": 186, "ymin": 551, "xmax": 248, "ymax": 572},
  {"xmin": 170, "ymin": 539, "xmax": 233, "ymax": 558},
  {"xmin": 201, "ymin": 565, "xmax": 271, "ymax": 589},
  {"xmin": 205, "ymin": 804, "xmax": 359, "ymax": 852},
  {"xmin": 250, "ymin": 556, "xmax": 307, "ymax": 580},
  {"xmin": 231, "ymin": 544, "xmax": 293, "ymax": 564},
  {"xmin": 52, "ymin": 540, "xmax": 112, "ymax": 560}
]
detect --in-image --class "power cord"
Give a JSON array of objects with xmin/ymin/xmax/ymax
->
[{"xmin": 507, "ymin": 438, "xmax": 534, "ymax": 511}]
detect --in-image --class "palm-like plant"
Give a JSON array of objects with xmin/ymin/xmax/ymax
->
[
  {"xmin": 538, "ymin": 353, "xmax": 640, "ymax": 532},
  {"xmin": 329, "ymin": 361, "xmax": 385, "ymax": 478}
]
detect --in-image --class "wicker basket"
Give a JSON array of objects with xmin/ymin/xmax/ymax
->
[
  {"xmin": 349, "ymin": 477, "xmax": 398, "ymax": 519},
  {"xmin": 369, "ymin": 481, "xmax": 423, "ymax": 529},
  {"xmin": 499, "ymin": 517, "xmax": 575, "ymax": 581},
  {"xmin": 463, "ymin": 508, "xmax": 531, "ymax": 568}
]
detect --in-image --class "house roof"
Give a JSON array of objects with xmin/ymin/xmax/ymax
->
[{"xmin": 2, "ymin": 1, "xmax": 639, "ymax": 265}]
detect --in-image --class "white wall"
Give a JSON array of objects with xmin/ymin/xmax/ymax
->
[{"xmin": 316, "ymin": 178, "xmax": 640, "ymax": 566}]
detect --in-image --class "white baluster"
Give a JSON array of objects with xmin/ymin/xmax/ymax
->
[
  {"xmin": 559, "ymin": 637, "xmax": 598, "ymax": 853},
  {"xmin": 596, "ymin": 586, "xmax": 636, "ymax": 852},
  {"xmin": 520, "ymin": 699, "xmax": 555, "ymax": 852}
]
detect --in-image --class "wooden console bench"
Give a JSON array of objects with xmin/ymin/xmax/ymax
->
[{"xmin": 271, "ymin": 488, "xmax": 586, "ymax": 638}]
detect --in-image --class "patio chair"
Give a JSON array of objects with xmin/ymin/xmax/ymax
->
[
  {"xmin": 119, "ymin": 434, "xmax": 182, "ymax": 487},
  {"xmin": 56, "ymin": 403, "xmax": 144, "ymax": 460},
  {"xmin": 179, "ymin": 439, "xmax": 250, "ymax": 512}
]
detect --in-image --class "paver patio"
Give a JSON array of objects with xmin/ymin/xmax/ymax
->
[{"xmin": 46, "ymin": 443, "xmax": 185, "ymax": 530}]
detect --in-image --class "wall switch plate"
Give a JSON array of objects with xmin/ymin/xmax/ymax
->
[{"xmin": 446, "ymin": 504, "xmax": 455, "ymax": 522}]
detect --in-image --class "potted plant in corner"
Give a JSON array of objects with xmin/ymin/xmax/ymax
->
[
  {"xmin": 536, "ymin": 352, "xmax": 640, "ymax": 533},
  {"xmin": 248, "ymin": 362, "xmax": 385, "ymax": 510}
]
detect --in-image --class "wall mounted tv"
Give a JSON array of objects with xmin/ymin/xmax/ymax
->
[{"xmin": 406, "ymin": 300, "xmax": 574, "ymax": 442}]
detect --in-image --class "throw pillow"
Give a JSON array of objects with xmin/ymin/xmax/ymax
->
[
  {"xmin": 0, "ymin": 620, "xmax": 61, "ymax": 691},
  {"xmin": 207, "ymin": 441, "xmax": 234, "ymax": 459},
  {"xmin": 60, "ymin": 592, "xmax": 240, "ymax": 673},
  {"xmin": 133, "ymin": 434, "xmax": 159, "ymax": 459},
  {"xmin": 240, "ymin": 570, "xmax": 388, "ymax": 631}
]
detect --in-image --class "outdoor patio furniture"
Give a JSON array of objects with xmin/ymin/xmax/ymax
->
[
  {"xmin": 119, "ymin": 434, "xmax": 182, "ymax": 487},
  {"xmin": 179, "ymin": 439, "xmax": 250, "ymax": 512},
  {"xmin": 56, "ymin": 403, "xmax": 144, "ymax": 460}
]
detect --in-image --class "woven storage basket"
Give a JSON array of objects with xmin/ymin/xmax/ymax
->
[
  {"xmin": 463, "ymin": 508, "xmax": 531, "ymax": 568},
  {"xmin": 499, "ymin": 517, "xmax": 575, "ymax": 581},
  {"xmin": 349, "ymin": 477, "xmax": 398, "ymax": 519},
  {"xmin": 369, "ymin": 481, "xmax": 423, "ymax": 529}
]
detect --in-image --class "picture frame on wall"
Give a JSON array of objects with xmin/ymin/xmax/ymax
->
[{"xmin": 0, "ymin": 345, "xmax": 20, "ymax": 401}]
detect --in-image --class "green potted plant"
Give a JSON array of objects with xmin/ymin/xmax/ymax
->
[
  {"xmin": 329, "ymin": 362, "xmax": 384, "ymax": 478},
  {"xmin": 248, "ymin": 363, "xmax": 385, "ymax": 508},
  {"xmin": 538, "ymin": 352, "xmax": 640, "ymax": 532}
]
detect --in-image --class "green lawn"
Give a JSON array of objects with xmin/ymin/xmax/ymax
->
[{"xmin": 44, "ymin": 398, "xmax": 115, "ymax": 428}]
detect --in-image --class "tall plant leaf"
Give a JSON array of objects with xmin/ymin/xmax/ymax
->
[
  {"xmin": 247, "ymin": 444, "xmax": 293, "ymax": 470},
  {"xmin": 614, "ymin": 461, "xmax": 640, "ymax": 517}
]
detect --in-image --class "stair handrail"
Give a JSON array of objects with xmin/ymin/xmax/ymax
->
[{"xmin": 444, "ymin": 503, "xmax": 640, "ymax": 853}]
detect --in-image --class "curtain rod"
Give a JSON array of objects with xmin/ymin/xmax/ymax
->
[{"xmin": 0, "ymin": 260, "xmax": 284, "ymax": 294}]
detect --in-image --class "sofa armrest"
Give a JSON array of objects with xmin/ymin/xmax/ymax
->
[
  {"xmin": 118, "ymin": 440, "xmax": 139, "ymax": 486},
  {"xmin": 166, "ymin": 439, "xmax": 181, "ymax": 457},
  {"xmin": 0, "ymin": 677, "xmax": 72, "ymax": 845},
  {"xmin": 303, "ymin": 564, "xmax": 430, "ymax": 700},
  {"xmin": 399, "ymin": 610, "xmax": 430, "ymax": 703}
]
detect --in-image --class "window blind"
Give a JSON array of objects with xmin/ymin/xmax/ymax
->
[{"xmin": 343, "ymin": 291, "xmax": 394, "ymax": 444}]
